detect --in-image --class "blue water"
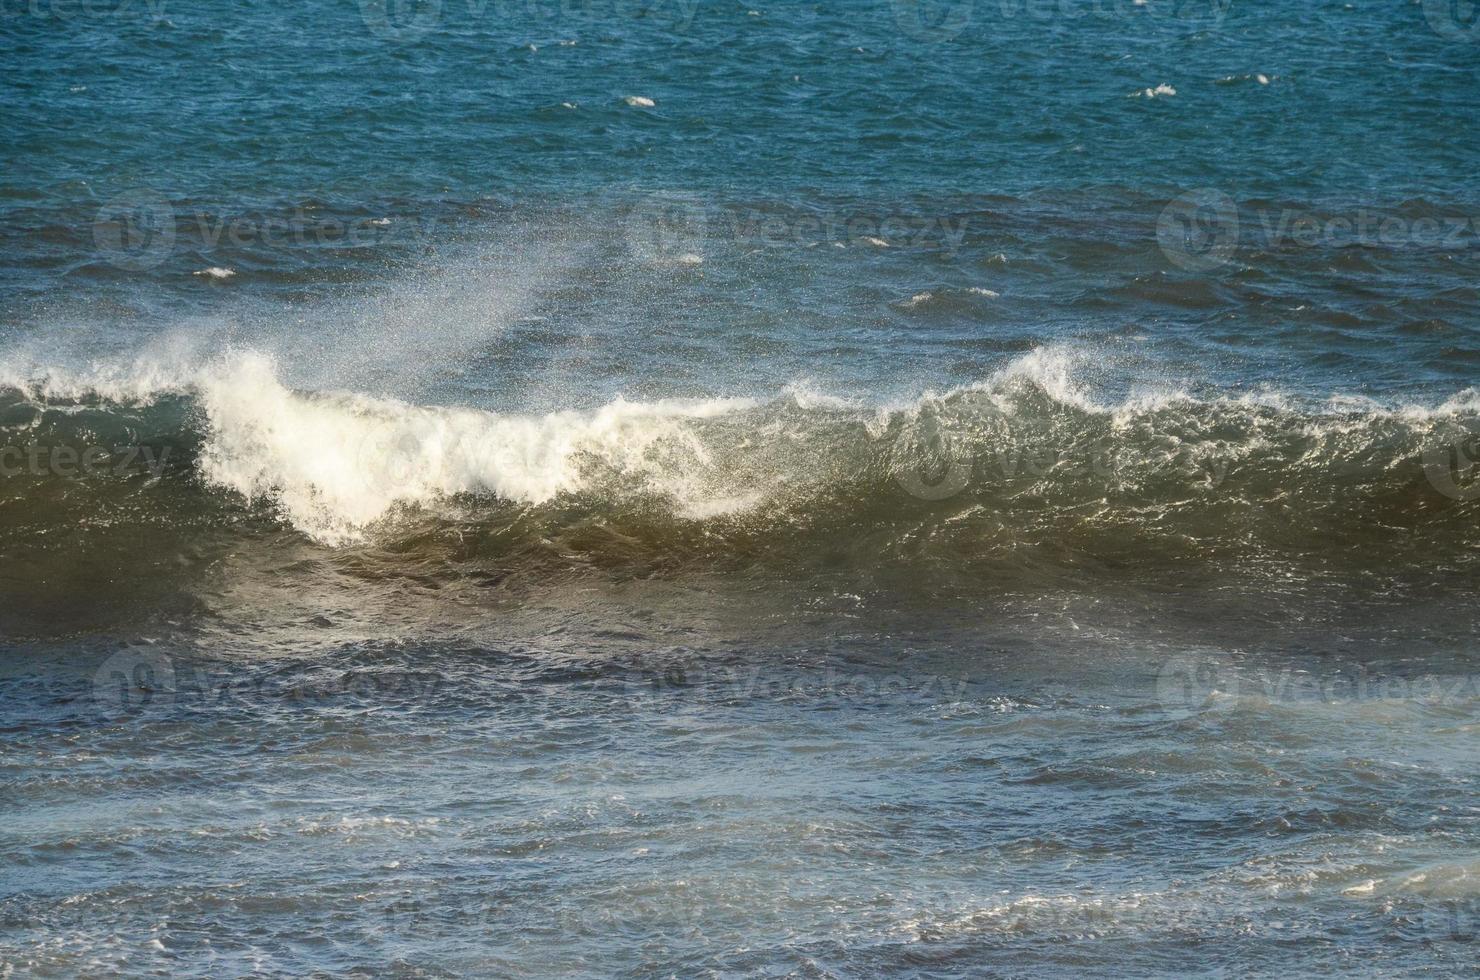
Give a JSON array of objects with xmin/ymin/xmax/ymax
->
[{"xmin": 3, "ymin": 1, "xmax": 1479, "ymax": 976}]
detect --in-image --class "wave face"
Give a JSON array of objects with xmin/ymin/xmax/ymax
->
[{"xmin": 5, "ymin": 346, "xmax": 1479, "ymax": 565}]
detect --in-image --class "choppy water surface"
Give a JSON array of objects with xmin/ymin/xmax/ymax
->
[{"xmin": 2, "ymin": 1, "xmax": 1479, "ymax": 976}]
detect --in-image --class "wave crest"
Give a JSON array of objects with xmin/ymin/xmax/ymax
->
[{"xmin": 4, "ymin": 347, "xmax": 1479, "ymax": 548}]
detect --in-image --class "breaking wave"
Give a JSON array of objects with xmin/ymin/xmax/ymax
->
[{"xmin": 2, "ymin": 346, "xmax": 1479, "ymax": 553}]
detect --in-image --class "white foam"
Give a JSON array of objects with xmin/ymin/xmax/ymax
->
[
  {"xmin": 624, "ymin": 95, "xmax": 655, "ymax": 108},
  {"xmin": 1218, "ymin": 73, "xmax": 1272, "ymax": 86},
  {"xmin": 1390, "ymin": 858, "xmax": 1480, "ymax": 899},
  {"xmin": 193, "ymin": 267, "xmax": 236, "ymax": 280},
  {"xmin": 781, "ymin": 383, "xmax": 860, "ymax": 411},
  {"xmin": 11, "ymin": 338, "xmax": 1480, "ymax": 545},
  {"xmin": 678, "ymin": 492, "xmax": 765, "ymax": 519},
  {"xmin": 900, "ymin": 288, "xmax": 996, "ymax": 308},
  {"xmin": 0, "ymin": 333, "xmax": 205, "ymax": 403},
  {"xmin": 975, "ymin": 346, "xmax": 1102, "ymax": 413},
  {"xmin": 191, "ymin": 351, "xmax": 759, "ymax": 544},
  {"xmin": 1397, "ymin": 387, "xmax": 1480, "ymax": 420}
]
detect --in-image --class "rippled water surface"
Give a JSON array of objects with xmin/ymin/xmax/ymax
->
[{"xmin": 3, "ymin": 1, "xmax": 1479, "ymax": 976}]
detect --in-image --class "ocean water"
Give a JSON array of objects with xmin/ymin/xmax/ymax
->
[{"xmin": 3, "ymin": 1, "xmax": 1480, "ymax": 975}]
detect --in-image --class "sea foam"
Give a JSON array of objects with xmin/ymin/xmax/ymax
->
[{"xmin": 6, "ymin": 344, "xmax": 1480, "ymax": 546}]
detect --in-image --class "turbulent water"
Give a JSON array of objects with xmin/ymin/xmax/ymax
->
[{"xmin": 3, "ymin": 1, "xmax": 1480, "ymax": 977}]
